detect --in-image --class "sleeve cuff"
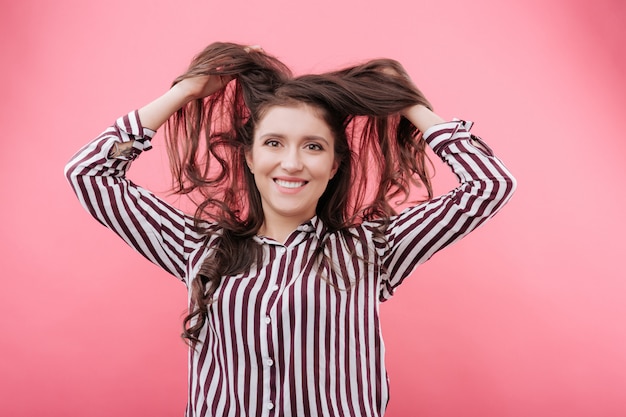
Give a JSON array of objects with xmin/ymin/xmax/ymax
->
[
  {"xmin": 115, "ymin": 110, "xmax": 156, "ymax": 152},
  {"xmin": 422, "ymin": 119, "xmax": 471, "ymax": 152}
]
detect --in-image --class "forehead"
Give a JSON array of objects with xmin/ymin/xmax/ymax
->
[{"xmin": 254, "ymin": 104, "xmax": 333, "ymax": 140}]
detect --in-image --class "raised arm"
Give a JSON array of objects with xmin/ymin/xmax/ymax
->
[
  {"xmin": 110, "ymin": 74, "xmax": 229, "ymax": 158},
  {"xmin": 64, "ymin": 74, "xmax": 229, "ymax": 282},
  {"xmin": 377, "ymin": 108, "xmax": 517, "ymax": 300}
]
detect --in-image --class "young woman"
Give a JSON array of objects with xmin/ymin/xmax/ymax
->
[{"xmin": 65, "ymin": 42, "xmax": 516, "ymax": 417}]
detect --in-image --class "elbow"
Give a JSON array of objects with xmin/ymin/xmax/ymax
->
[
  {"xmin": 506, "ymin": 170, "xmax": 518, "ymax": 199},
  {"xmin": 64, "ymin": 154, "xmax": 87, "ymax": 194},
  {"xmin": 63, "ymin": 160, "xmax": 74, "ymax": 183},
  {"xmin": 472, "ymin": 172, "xmax": 517, "ymax": 214},
  {"xmin": 487, "ymin": 172, "xmax": 517, "ymax": 211},
  {"xmin": 502, "ymin": 172, "xmax": 517, "ymax": 201},
  {"xmin": 64, "ymin": 158, "xmax": 79, "ymax": 186}
]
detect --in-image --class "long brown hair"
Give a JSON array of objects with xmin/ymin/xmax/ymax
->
[{"xmin": 165, "ymin": 42, "xmax": 433, "ymax": 344}]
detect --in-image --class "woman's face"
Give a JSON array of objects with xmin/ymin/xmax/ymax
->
[{"xmin": 246, "ymin": 104, "xmax": 339, "ymax": 230}]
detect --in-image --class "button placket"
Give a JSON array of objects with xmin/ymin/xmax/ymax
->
[{"xmin": 263, "ymin": 242, "xmax": 288, "ymax": 415}]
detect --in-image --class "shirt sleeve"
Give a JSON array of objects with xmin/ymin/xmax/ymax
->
[
  {"xmin": 64, "ymin": 110, "xmax": 207, "ymax": 283},
  {"xmin": 376, "ymin": 120, "xmax": 517, "ymax": 301}
]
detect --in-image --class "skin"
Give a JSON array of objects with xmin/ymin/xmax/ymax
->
[{"xmin": 245, "ymin": 104, "xmax": 339, "ymax": 242}]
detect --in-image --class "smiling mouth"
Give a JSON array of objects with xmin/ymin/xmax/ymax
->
[{"xmin": 274, "ymin": 179, "xmax": 307, "ymax": 189}]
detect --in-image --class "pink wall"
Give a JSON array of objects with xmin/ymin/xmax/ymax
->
[{"xmin": 2, "ymin": 0, "xmax": 625, "ymax": 416}]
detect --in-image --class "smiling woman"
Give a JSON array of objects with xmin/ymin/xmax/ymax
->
[
  {"xmin": 247, "ymin": 104, "xmax": 339, "ymax": 242},
  {"xmin": 64, "ymin": 42, "xmax": 516, "ymax": 417}
]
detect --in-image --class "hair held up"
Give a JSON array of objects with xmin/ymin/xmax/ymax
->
[{"xmin": 165, "ymin": 42, "xmax": 434, "ymax": 344}]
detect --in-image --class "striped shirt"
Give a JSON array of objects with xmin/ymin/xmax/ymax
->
[{"xmin": 64, "ymin": 111, "xmax": 516, "ymax": 417}]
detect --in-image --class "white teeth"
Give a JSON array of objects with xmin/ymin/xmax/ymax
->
[{"xmin": 275, "ymin": 179, "xmax": 305, "ymax": 188}]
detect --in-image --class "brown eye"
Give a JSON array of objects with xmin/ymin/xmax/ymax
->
[{"xmin": 264, "ymin": 139, "xmax": 280, "ymax": 147}]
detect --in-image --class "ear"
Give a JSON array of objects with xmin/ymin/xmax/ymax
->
[
  {"xmin": 245, "ymin": 150, "xmax": 254, "ymax": 174},
  {"xmin": 329, "ymin": 159, "xmax": 339, "ymax": 179}
]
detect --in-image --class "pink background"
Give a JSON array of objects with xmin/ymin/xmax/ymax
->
[{"xmin": 2, "ymin": 0, "xmax": 625, "ymax": 416}]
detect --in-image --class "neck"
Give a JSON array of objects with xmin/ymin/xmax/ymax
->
[{"xmin": 260, "ymin": 216, "xmax": 311, "ymax": 244}]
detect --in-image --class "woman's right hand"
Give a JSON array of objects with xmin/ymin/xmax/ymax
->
[
  {"xmin": 174, "ymin": 45, "xmax": 263, "ymax": 102},
  {"xmin": 137, "ymin": 77, "xmax": 228, "ymax": 132},
  {"xmin": 174, "ymin": 74, "xmax": 233, "ymax": 102},
  {"xmin": 138, "ymin": 44, "xmax": 264, "ymax": 131}
]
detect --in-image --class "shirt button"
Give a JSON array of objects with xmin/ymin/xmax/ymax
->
[
  {"xmin": 267, "ymin": 358, "xmax": 274, "ymax": 366},
  {"xmin": 265, "ymin": 316, "xmax": 271, "ymax": 324},
  {"xmin": 267, "ymin": 402, "xmax": 274, "ymax": 410},
  {"xmin": 280, "ymin": 247, "xmax": 286, "ymax": 253},
  {"xmin": 272, "ymin": 284, "xmax": 279, "ymax": 291}
]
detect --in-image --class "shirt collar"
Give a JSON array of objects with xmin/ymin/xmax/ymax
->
[
  {"xmin": 299, "ymin": 216, "xmax": 327, "ymax": 240},
  {"xmin": 253, "ymin": 216, "xmax": 326, "ymax": 247}
]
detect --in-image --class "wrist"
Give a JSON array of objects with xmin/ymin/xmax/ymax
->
[
  {"xmin": 169, "ymin": 83, "xmax": 197, "ymax": 106},
  {"xmin": 137, "ymin": 86, "xmax": 195, "ymax": 131},
  {"xmin": 403, "ymin": 104, "xmax": 445, "ymax": 132}
]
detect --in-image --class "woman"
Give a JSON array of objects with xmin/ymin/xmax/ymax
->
[{"xmin": 65, "ymin": 42, "xmax": 516, "ymax": 417}]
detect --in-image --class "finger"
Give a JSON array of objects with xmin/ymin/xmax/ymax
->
[
  {"xmin": 244, "ymin": 45, "xmax": 264, "ymax": 53},
  {"xmin": 219, "ymin": 74, "xmax": 234, "ymax": 87}
]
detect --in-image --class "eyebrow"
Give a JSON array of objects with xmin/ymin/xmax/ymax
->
[{"xmin": 259, "ymin": 133, "xmax": 331, "ymax": 146}]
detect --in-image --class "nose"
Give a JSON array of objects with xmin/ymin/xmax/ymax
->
[{"xmin": 280, "ymin": 147, "xmax": 303, "ymax": 172}]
